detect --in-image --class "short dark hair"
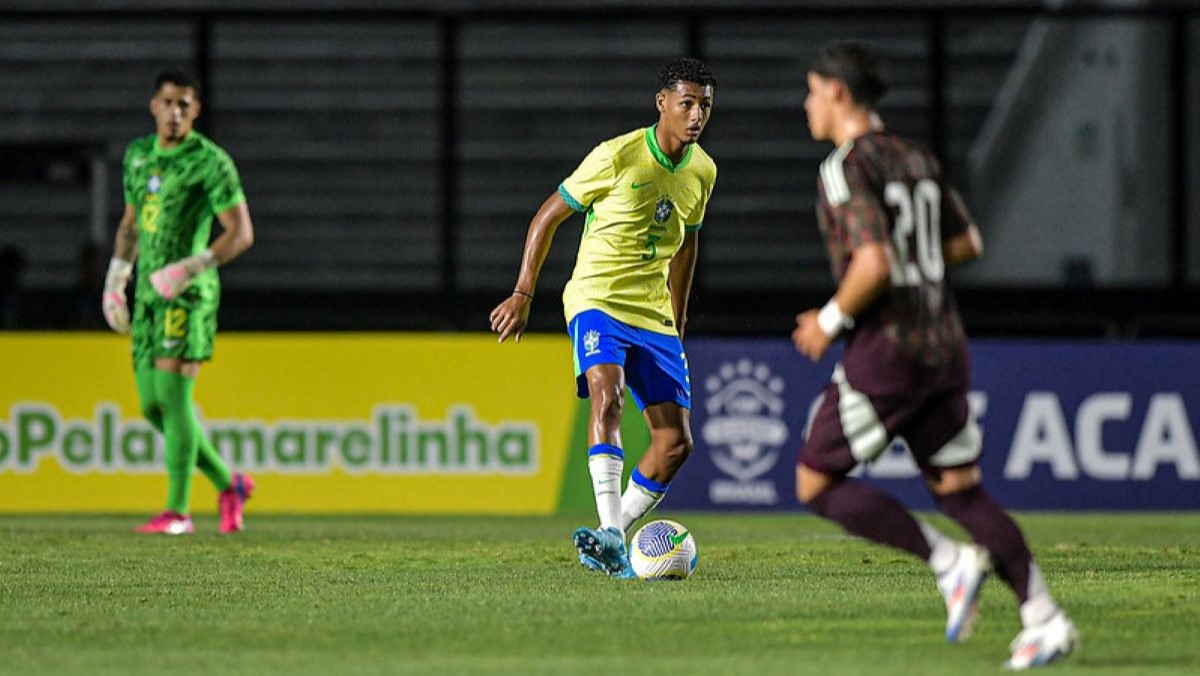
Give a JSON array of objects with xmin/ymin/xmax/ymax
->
[
  {"xmin": 810, "ymin": 40, "xmax": 888, "ymax": 107},
  {"xmin": 154, "ymin": 69, "xmax": 200, "ymax": 97},
  {"xmin": 658, "ymin": 57, "xmax": 716, "ymax": 91}
]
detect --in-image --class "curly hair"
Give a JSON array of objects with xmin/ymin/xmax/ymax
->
[
  {"xmin": 810, "ymin": 40, "xmax": 889, "ymax": 107},
  {"xmin": 657, "ymin": 57, "xmax": 716, "ymax": 91}
]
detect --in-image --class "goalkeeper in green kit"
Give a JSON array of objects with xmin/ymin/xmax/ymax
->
[{"xmin": 102, "ymin": 70, "xmax": 256, "ymax": 534}]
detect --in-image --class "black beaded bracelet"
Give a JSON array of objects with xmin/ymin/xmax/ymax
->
[{"xmin": 512, "ymin": 289, "xmax": 534, "ymax": 300}]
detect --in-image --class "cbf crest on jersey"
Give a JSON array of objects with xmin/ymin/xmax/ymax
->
[
  {"xmin": 147, "ymin": 174, "xmax": 162, "ymax": 194},
  {"xmin": 654, "ymin": 196, "xmax": 675, "ymax": 224}
]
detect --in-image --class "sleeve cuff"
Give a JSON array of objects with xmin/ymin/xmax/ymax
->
[
  {"xmin": 685, "ymin": 222, "xmax": 703, "ymax": 232},
  {"xmin": 211, "ymin": 191, "xmax": 246, "ymax": 215},
  {"xmin": 557, "ymin": 183, "xmax": 587, "ymax": 213}
]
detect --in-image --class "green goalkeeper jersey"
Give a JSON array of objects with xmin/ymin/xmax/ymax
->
[{"xmin": 122, "ymin": 131, "xmax": 245, "ymax": 306}]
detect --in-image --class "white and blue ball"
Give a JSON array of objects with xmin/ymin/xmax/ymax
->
[{"xmin": 629, "ymin": 519, "xmax": 698, "ymax": 580}]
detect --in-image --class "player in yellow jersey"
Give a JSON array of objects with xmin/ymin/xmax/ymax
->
[{"xmin": 489, "ymin": 58, "xmax": 717, "ymax": 578}]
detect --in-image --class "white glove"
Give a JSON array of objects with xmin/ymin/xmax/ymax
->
[
  {"xmin": 102, "ymin": 258, "xmax": 132, "ymax": 334},
  {"xmin": 150, "ymin": 249, "xmax": 216, "ymax": 300}
]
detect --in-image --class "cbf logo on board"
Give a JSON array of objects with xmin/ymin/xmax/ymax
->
[{"xmin": 701, "ymin": 359, "xmax": 789, "ymax": 504}]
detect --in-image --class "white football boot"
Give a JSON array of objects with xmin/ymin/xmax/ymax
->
[
  {"xmin": 937, "ymin": 544, "xmax": 991, "ymax": 642},
  {"xmin": 1004, "ymin": 611, "xmax": 1080, "ymax": 670}
]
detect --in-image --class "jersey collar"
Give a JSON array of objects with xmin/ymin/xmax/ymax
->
[
  {"xmin": 153, "ymin": 131, "xmax": 196, "ymax": 157},
  {"xmin": 645, "ymin": 124, "xmax": 693, "ymax": 173}
]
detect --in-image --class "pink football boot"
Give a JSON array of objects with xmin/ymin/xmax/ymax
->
[
  {"xmin": 135, "ymin": 511, "xmax": 194, "ymax": 535},
  {"xmin": 219, "ymin": 473, "xmax": 256, "ymax": 533}
]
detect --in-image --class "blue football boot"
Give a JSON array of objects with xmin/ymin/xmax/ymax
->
[
  {"xmin": 578, "ymin": 552, "xmax": 607, "ymax": 572},
  {"xmin": 572, "ymin": 526, "xmax": 637, "ymax": 579}
]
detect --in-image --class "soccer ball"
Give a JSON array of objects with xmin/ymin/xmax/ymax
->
[{"xmin": 629, "ymin": 519, "xmax": 697, "ymax": 580}]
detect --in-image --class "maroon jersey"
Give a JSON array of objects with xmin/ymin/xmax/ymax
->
[{"xmin": 816, "ymin": 131, "xmax": 974, "ymax": 368}]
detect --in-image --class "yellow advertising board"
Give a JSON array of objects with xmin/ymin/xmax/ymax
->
[{"xmin": 0, "ymin": 333, "xmax": 577, "ymax": 514}]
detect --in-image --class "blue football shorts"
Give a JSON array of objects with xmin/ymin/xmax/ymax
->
[{"xmin": 568, "ymin": 309, "xmax": 691, "ymax": 411}]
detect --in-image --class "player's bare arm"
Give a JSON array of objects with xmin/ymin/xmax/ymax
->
[
  {"xmin": 102, "ymin": 203, "xmax": 139, "ymax": 334},
  {"xmin": 944, "ymin": 224, "xmax": 983, "ymax": 267},
  {"xmin": 489, "ymin": 192, "xmax": 575, "ymax": 343},
  {"xmin": 667, "ymin": 230, "xmax": 699, "ymax": 340},
  {"xmin": 793, "ymin": 241, "xmax": 890, "ymax": 361},
  {"xmin": 210, "ymin": 201, "xmax": 255, "ymax": 263},
  {"xmin": 114, "ymin": 203, "xmax": 139, "ymax": 261}
]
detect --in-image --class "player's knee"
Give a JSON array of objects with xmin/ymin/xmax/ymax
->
[
  {"xmin": 796, "ymin": 466, "xmax": 833, "ymax": 505},
  {"xmin": 590, "ymin": 387, "xmax": 624, "ymax": 429},
  {"xmin": 925, "ymin": 465, "xmax": 981, "ymax": 497}
]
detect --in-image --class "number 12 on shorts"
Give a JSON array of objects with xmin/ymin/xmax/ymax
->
[{"xmin": 164, "ymin": 308, "xmax": 188, "ymax": 339}]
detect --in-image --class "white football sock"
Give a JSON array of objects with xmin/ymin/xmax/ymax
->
[
  {"xmin": 920, "ymin": 520, "xmax": 960, "ymax": 575},
  {"xmin": 1019, "ymin": 563, "xmax": 1058, "ymax": 627},
  {"xmin": 588, "ymin": 452, "xmax": 624, "ymax": 536},
  {"xmin": 619, "ymin": 482, "xmax": 666, "ymax": 533}
]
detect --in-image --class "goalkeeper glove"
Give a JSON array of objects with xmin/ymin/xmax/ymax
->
[
  {"xmin": 150, "ymin": 249, "xmax": 216, "ymax": 300},
  {"xmin": 102, "ymin": 257, "xmax": 133, "ymax": 334}
]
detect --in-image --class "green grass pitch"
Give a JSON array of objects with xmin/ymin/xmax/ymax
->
[{"xmin": 2, "ymin": 513, "xmax": 1198, "ymax": 675}]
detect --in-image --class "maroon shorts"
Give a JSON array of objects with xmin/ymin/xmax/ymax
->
[{"xmin": 799, "ymin": 328, "xmax": 981, "ymax": 478}]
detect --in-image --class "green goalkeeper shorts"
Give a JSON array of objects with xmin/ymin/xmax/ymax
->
[{"xmin": 131, "ymin": 289, "xmax": 218, "ymax": 369}]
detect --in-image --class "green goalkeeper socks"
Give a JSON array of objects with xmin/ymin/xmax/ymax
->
[
  {"xmin": 135, "ymin": 368, "xmax": 164, "ymax": 431},
  {"xmin": 135, "ymin": 367, "xmax": 234, "ymax": 514},
  {"xmin": 195, "ymin": 431, "xmax": 233, "ymax": 493},
  {"xmin": 155, "ymin": 370, "xmax": 200, "ymax": 514}
]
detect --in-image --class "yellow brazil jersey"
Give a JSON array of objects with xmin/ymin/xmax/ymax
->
[{"xmin": 558, "ymin": 125, "xmax": 716, "ymax": 335}]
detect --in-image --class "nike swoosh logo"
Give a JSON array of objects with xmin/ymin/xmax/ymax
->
[
  {"xmin": 631, "ymin": 181, "xmax": 651, "ymax": 190},
  {"xmin": 669, "ymin": 530, "xmax": 690, "ymax": 546},
  {"xmin": 162, "ymin": 339, "xmax": 181, "ymax": 348}
]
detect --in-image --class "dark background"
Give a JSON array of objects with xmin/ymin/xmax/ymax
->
[{"xmin": 0, "ymin": 0, "xmax": 1196, "ymax": 337}]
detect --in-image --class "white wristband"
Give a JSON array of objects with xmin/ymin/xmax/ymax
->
[
  {"xmin": 817, "ymin": 299, "xmax": 854, "ymax": 338},
  {"xmin": 198, "ymin": 248, "xmax": 217, "ymax": 269},
  {"xmin": 181, "ymin": 248, "xmax": 218, "ymax": 274},
  {"xmin": 105, "ymin": 257, "xmax": 133, "ymax": 292}
]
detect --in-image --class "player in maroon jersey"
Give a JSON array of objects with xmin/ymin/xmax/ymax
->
[{"xmin": 792, "ymin": 40, "xmax": 1078, "ymax": 670}]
